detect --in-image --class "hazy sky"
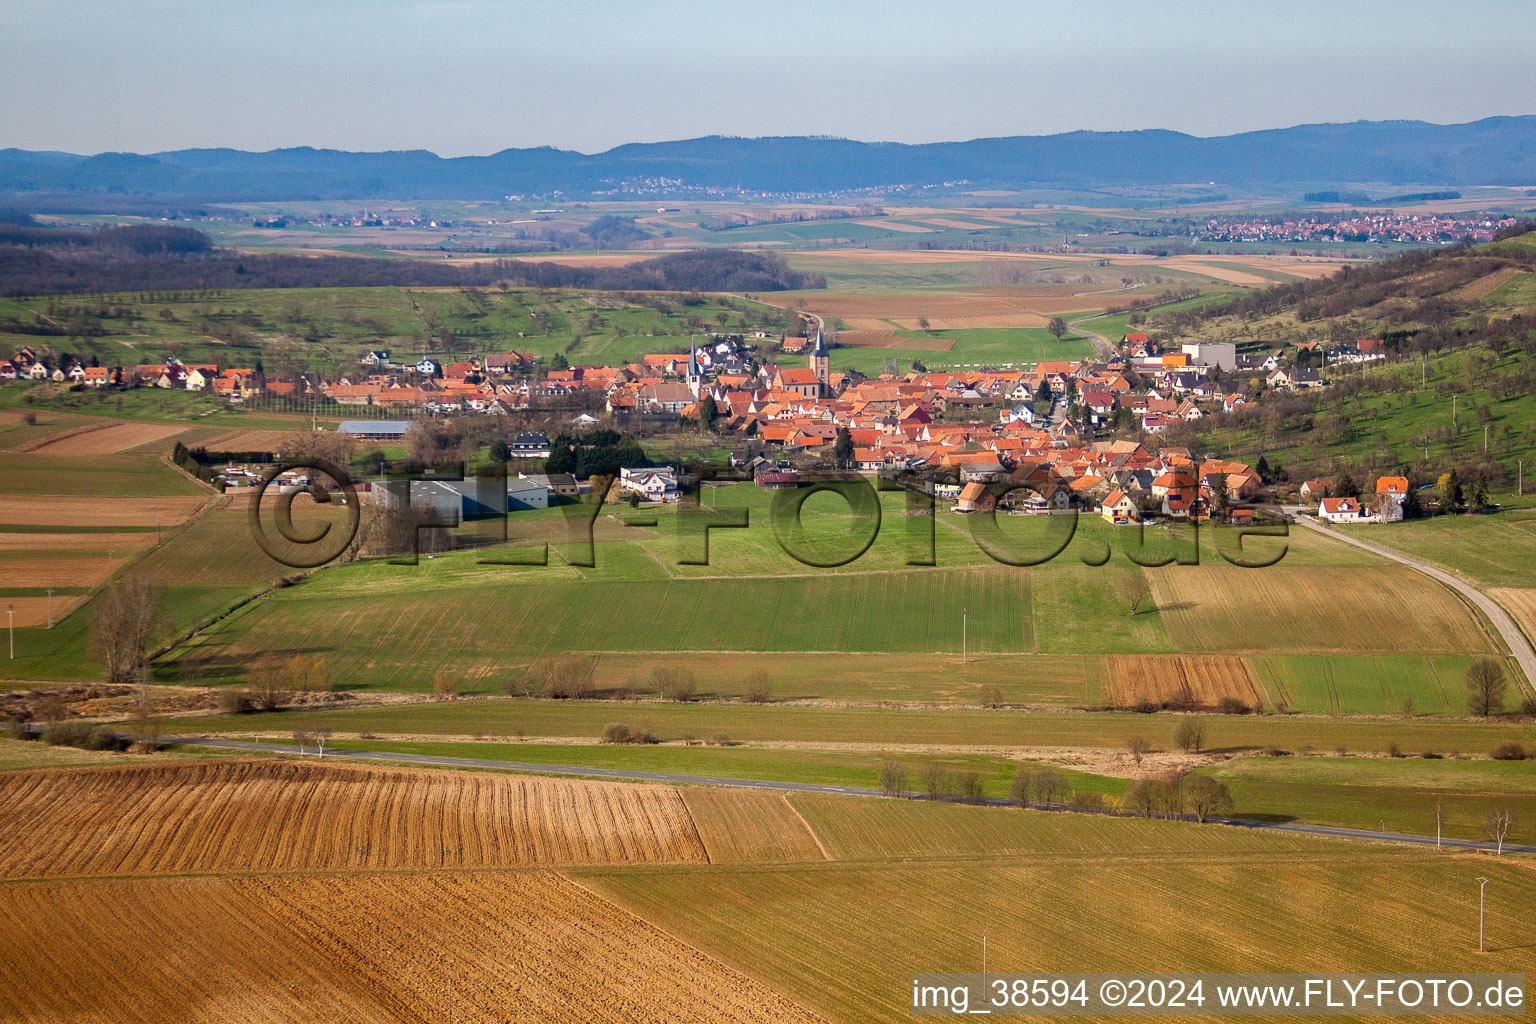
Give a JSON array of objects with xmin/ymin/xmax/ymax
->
[{"xmin": 3, "ymin": 0, "xmax": 1534, "ymax": 156}]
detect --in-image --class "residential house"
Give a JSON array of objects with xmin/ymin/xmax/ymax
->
[
  {"xmin": 1375, "ymin": 476, "xmax": 1409, "ymax": 522},
  {"xmin": 619, "ymin": 466, "xmax": 679, "ymax": 503}
]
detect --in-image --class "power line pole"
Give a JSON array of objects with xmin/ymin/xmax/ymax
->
[
  {"xmin": 961, "ymin": 607, "xmax": 967, "ymax": 664},
  {"xmin": 6, "ymin": 605, "xmax": 12, "ymax": 660},
  {"xmin": 45, "ymin": 588, "xmax": 53, "ymax": 629},
  {"xmin": 1476, "ymin": 877, "xmax": 1489, "ymax": 953}
]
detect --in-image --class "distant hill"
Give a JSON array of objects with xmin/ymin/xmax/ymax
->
[{"xmin": 4, "ymin": 117, "xmax": 1536, "ymax": 200}]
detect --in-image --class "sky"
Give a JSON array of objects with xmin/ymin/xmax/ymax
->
[{"xmin": 3, "ymin": 0, "xmax": 1535, "ymax": 156}]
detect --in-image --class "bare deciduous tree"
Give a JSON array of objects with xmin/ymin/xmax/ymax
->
[
  {"xmin": 247, "ymin": 661, "xmax": 288, "ymax": 712},
  {"xmin": 1009, "ymin": 767, "xmax": 1034, "ymax": 807},
  {"xmin": 919, "ymin": 762, "xmax": 950, "ymax": 800},
  {"xmin": 743, "ymin": 671, "xmax": 772, "ymax": 704},
  {"xmin": 90, "ymin": 578, "xmax": 162, "ymax": 685},
  {"xmin": 1127, "ymin": 735, "xmax": 1152, "ymax": 766},
  {"xmin": 1115, "ymin": 574, "xmax": 1151, "ymax": 616},
  {"xmin": 1486, "ymin": 807, "xmax": 1515, "ymax": 855},
  {"xmin": 1465, "ymin": 659, "xmax": 1508, "ymax": 717},
  {"xmin": 1186, "ymin": 776, "xmax": 1234, "ymax": 822},
  {"xmin": 1173, "ymin": 717, "xmax": 1207, "ymax": 754},
  {"xmin": 879, "ymin": 760, "xmax": 909, "ymax": 798},
  {"xmin": 278, "ymin": 429, "xmax": 357, "ymax": 470},
  {"xmin": 536, "ymin": 656, "xmax": 596, "ymax": 699},
  {"xmin": 313, "ymin": 726, "xmax": 332, "ymax": 759}
]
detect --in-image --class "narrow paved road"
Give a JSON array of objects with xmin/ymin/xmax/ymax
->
[
  {"xmin": 163, "ymin": 735, "xmax": 1535, "ymax": 856},
  {"xmin": 1298, "ymin": 516, "xmax": 1536, "ymax": 694},
  {"xmin": 1066, "ymin": 311, "xmax": 1115, "ymax": 360}
]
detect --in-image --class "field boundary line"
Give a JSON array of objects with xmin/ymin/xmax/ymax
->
[
  {"xmin": 558, "ymin": 871, "xmax": 835, "ymax": 1024},
  {"xmin": 780, "ymin": 794, "xmax": 832, "ymax": 861}
]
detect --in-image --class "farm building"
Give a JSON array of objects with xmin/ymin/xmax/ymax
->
[
  {"xmin": 338, "ymin": 420, "xmax": 411, "ymax": 441},
  {"xmin": 375, "ymin": 476, "xmax": 551, "ymax": 519}
]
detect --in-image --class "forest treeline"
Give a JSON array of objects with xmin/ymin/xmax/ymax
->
[{"xmin": 0, "ymin": 221, "xmax": 824, "ymax": 296}]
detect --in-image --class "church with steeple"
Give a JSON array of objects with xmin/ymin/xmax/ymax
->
[
  {"xmin": 808, "ymin": 328, "xmax": 829, "ymax": 390},
  {"xmin": 686, "ymin": 336, "xmax": 704, "ymax": 398}
]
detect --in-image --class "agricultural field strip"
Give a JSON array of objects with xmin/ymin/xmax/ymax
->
[
  {"xmin": 1301, "ymin": 519, "xmax": 1536, "ymax": 691},
  {"xmin": 0, "ymin": 870, "xmax": 828, "ymax": 1024},
  {"xmin": 143, "ymin": 738, "xmax": 1536, "ymax": 857},
  {"xmin": 0, "ymin": 760, "xmax": 711, "ymax": 879}
]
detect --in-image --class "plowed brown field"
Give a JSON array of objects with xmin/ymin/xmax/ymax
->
[
  {"xmin": 0, "ymin": 495, "xmax": 206, "ymax": 527},
  {"xmin": 0, "ymin": 555, "xmax": 128, "ymax": 589},
  {"xmin": 1103, "ymin": 654, "xmax": 1264, "ymax": 708},
  {"xmin": 682, "ymin": 789, "xmax": 827, "ymax": 863},
  {"xmin": 28, "ymin": 420, "xmax": 189, "ymax": 455},
  {"xmin": 0, "ymin": 593, "xmax": 89, "ymax": 627},
  {"xmin": 196, "ymin": 428, "xmax": 308, "ymax": 451},
  {"xmin": 0, "ymin": 760, "xmax": 707, "ymax": 877},
  {"xmin": 0, "ymin": 871, "xmax": 825, "ymax": 1023}
]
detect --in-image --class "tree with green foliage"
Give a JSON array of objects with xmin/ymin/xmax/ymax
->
[
  {"xmin": 1047, "ymin": 316, "xmax": 1069, "ymax": 339},
  {"xmin": 699, "ymin": 394, "xmax": 718, "ymax": 431},
  {"xmin": 549, "ymin": 351, "xmax": 569, "ymax": 371},
  {"xmin": 833, "ymin": 426, "xmax": 855, "ymax": 468},
  {"xmin": 1469, "ymin": 467, "xmax": 1489, "ymax": 512},
  {"xmin": 1255, "ymin": 454, "xmax": 1271, "ymax": 482},
  {"xmin": 1035, "ymin": 380, "xmax": 1052, "ymax": 404},
  {"xmin": 1438, "ymin": 469, "xmax": 1462, "ymax": 513},
  {"xmin": 1334, "ymin": 470, "xmax": 1359, "ymax": 499}
]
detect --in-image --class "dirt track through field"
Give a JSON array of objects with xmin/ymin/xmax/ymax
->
[
  {"xmin": 0, "ymin": 759, "xmax": 708, "ymax": 877},
  {"xmin": 0, "ymin": 871, "xmax": 826, "ymax": 1024}
]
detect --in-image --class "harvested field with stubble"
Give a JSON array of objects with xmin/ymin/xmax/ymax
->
[
  {"xmin": 0, "ymin": 494, "xmax": 207, "ymax": 527},
  {"xmin": 583, "ymin": 854, "xmax": 1535, "ymax": 1024},
  {"xmin": 0, "ymin": 759, "xmax": 708, "ymax": 877},
  {"xmin": 1103, "ymin": 654, "xmax": 1263, "ymax": 708},
  {"xmin": 1146, "ymin": 565, "xmax": 1496, "ymax": 654},
  {"xmin": 1491, "ymin": 587, "xmax": 1536, "ymax": 642},
  {"xmin": 682, "ymin": 788, "xmax": 827, "ymax": 863},
  {"xmin": 0, "ymin": 871, "xmax": 826, "ymax": 1024}
]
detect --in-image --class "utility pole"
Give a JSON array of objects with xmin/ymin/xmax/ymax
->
[
  {"xmin": 1436, "ymin": 801, "xmax": 1442, "ymax": 849},
  {"xmin": 1476, "ymin": 877, "xmax": 1489, "ymax": 953},
  {"xmin": 1519, "ymin": 459, "xmax": 1524, "ymax": 497},
  {"xmin": 1452, "ymin": 394, "xmax": 1458, "ymax": 430},
  {"xmin": 45, "ymin": 588, "xmax": 53, "ymax": 629},
  {"xmin": 6, "ymin": 605, "xmax": 12, "ymax": 660},
  {"xmin": 962, "ymin": 608, "xmax": 967, "ymax": 664},
  {"xmin": 981, "ymin": 931, "xmax": 987, "ymax": 998}
]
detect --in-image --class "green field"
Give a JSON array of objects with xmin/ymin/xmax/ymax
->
[
  {"xmin": 0, "ymin": 453, "xmax": 205, "ymax": 496},
  {"xmin": 1339, "ymin": 508, "xmax": 1536, "ymax": 590},
  {"xmin": 828, "ymin": 327, "xmax": 1095, "ymax": 374},
  {"xmin": 157, "ymin": 697, "xmax": 1536, "ymax": 754},
  {"xmin": 1207, "ymin": 755, "xmax": 1536, "ymax": 846}
]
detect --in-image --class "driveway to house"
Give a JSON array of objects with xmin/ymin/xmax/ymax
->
[{"xmin": 1297, "ymin": 515, "xmax": 1536, "ymax": 694}]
